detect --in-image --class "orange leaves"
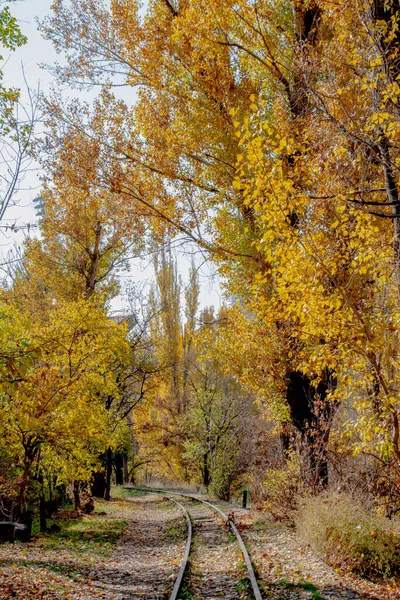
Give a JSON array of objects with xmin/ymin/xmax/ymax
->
[{"xmin": 37, "ymin": 0, "xmax": 400, "ymax": 463}]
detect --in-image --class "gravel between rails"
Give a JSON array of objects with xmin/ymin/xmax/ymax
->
[{"xmin": 176, "ymin": 499, "xmax": 248, "ymax": 600}]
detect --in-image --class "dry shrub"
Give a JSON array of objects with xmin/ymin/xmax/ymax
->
[
  {"xmin": 249, "ymin": 453, "xmax": 302, "ymax": 522},
  {"xmin": 296, "ymin": 493, "xmax": 400, "ymax": 580}
]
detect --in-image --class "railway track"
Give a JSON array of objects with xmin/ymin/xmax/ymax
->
[{"xmin": 128, "ymin": 487, "xmax": 262, "ymax": 600}]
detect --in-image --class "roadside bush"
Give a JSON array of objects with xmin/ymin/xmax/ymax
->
[
  {"xmin": 208, "ymin": 454, "xmax": 238, "ymax": 501},
  {"xmin": 249, "ymin": 453, "xmax": 302, "ymax": 522},
  {"xmin": 296, "ymin": 493, "xmax": 400, "ymax": 580}
]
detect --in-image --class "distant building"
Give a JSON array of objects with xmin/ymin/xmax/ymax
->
[
  {"xmin": 109, "ymin": 313, "xmax": 136, "ymax": 332},
  {"xmin": 32, "ymin": 196, "xmax": 45, "ymax": 219}
]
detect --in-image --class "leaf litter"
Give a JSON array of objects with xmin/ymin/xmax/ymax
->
[{"xmin": 0, "ymin": 494, "xmax": 185, "ymax": 599}]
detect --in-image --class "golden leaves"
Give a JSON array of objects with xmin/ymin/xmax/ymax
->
[{"xmin": 0, "ymin": 291, "xmax": 131, "ymax": 483}]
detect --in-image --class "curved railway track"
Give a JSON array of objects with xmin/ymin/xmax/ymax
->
[{"xmin": 129, "ymin": 487, "xmax": 262, "ymax": 600}]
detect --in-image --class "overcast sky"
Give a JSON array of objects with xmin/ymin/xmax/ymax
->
[
  {"xmin": 0, "ymin": 1, "xmax": 54, "ymax": 236},
  {"xmin": 0, "ymin": 0, "xmax": 222, "ymax": 313}
]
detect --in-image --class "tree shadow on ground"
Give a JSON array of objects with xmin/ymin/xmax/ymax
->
[{"xmin": 0, "ymin": 556, "xmax": 172, "ymax": 598}]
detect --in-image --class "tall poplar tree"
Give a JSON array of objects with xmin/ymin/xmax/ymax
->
[{"xmin": 39, "ymin": 0, "xmax": 400, "ymax": 492}]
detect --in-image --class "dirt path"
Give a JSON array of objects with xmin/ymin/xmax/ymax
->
[
  {"xmin": 88, "ymin": 495, "xmax": 185, "ymax": 599},
  {"xmin": 0, "ymin": 494, "xmax": 186, "ymax": 600},
  {"xmin": 2, "ymin": 493, "xmax": 399, "ymax": 600}
]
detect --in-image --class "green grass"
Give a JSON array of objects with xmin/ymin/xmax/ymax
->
[
  {"xmin": 236, "ymin": 574, "xmax": 251, "ymax": 598},
  {"xmin": 177, "ymin": 585, "xmax": 196, "ymax": 599},
  {"xmin": 278, "ymin": 578, "xmax": 324, "ymax": 600},
  {"xmin": 227, "ymin": 531, "xmax": 236, "ymax": 542},
  {"xmin": 163, "ymin": 516, "xmax": 187, "ymax": 542},
  {"xmin": 6, "ymin": 500, "xmax": 130, "ymax": 587},
  {"xmin": 118, "ymin": 486, "xmax": 149, "ymax": 498},
  {"xmin": 40, "ymin": 515, "xmax": 127, "ymax": 557},
  {"xmin": 123, "ymin": 486, "xmax": 180, "ymax": 509},
  {"xmin": 31, "ymin": 503, "xmax": 75, "ymax": 535},
  {"xmin": 235, "ymin": 559, "xmax": 252, "ymax": 599},
  {"xmin": 189, "ymin": 499, "xmax": 202, "ymax": 506},
  {"xmin": 252, "ymin": 519, "xmax": 268, "ymax": 532},
  {"xmin": 300, "ymin": 581, "xmax": 324, "ymax": 600}
]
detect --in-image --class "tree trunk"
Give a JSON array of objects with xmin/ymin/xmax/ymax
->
[
  {"xmin": 114, "ymin": 453, "xmax": 124, "ymax": 485},
  {"xmin": 18, "ymin": 447, "xmax": 37, "ymax": 513},
  {"xmin": 73, "ymin": 480, "xmax": 81, "ymax": 511},
  {"xmin": 283, "ymin": 3, "xmax": 336, "ymax": 491},
  {"xmin": 18, "ymin": 467, "xmax": 30, "ymax": 513},
  {"xmin": 91, "ymin": 471, "xmax": 106, "ymax": 498},
  {"xmin": 203, "ymin": 452, "xmax": 210, "ymax": 487},
  {"xmin": 286, "ymin": 369, "xmax": 337, "ymax": 490},
  {"xmin": 39, "ymin": 492, "xmax": 47, "ymax": 533},
  {"xmin": 122, "ymin": 453, "xmax": 129, "ymax": 484},
  {"xmin": 85, "ymin": 221, "xmax": 101, "ymax": 298},
  {"xmin": 105, "ymin": 447, "xmax": 113, "ymax": 501}
]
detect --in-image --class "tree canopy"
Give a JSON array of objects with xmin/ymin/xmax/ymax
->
[{"xmin": 2, "ymin": 0, "xmax": 400, "ymax": 528}]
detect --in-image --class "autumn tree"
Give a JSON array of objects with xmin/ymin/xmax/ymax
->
[
  {"xmin": 183, "ymin": 307, "xmax": 255, "ymax": 499},
  {"xmin": 0, "ymin": 289, "xmax": 131, "ymax": 525},
  {"xmin": 92, "ymin": 300, "xmax": 160, "ymax": 499},
  {"xmin": 133, "ymin": 247, "xmax": 186, "ymax": 481},
  {"xmin": 224, "ymin": 0, "xmax": 400, "ymax": 494},
  {"xmin": 39, "ymin": 0, "xmax": 333, "ymax": 487},
  {"xmin": 39, "ymin": 0, "xmax": 400, "ymax": 497}
]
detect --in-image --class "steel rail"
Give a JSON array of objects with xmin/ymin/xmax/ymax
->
[
  {"xmin": 126, "ymin": 486, "xmax": 262, "ymax": 600},
  {"xmin": 162, "ymin": 497, "xmax": 192, "ymax": 600},
  {"xmin": 190, "ymin": 496, "xmax": 263, "ymax": 600}
]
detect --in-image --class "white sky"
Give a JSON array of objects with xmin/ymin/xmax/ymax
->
[{"xmin": 0, "ymin": 0, "xmax": 222, "ymax": 314}]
